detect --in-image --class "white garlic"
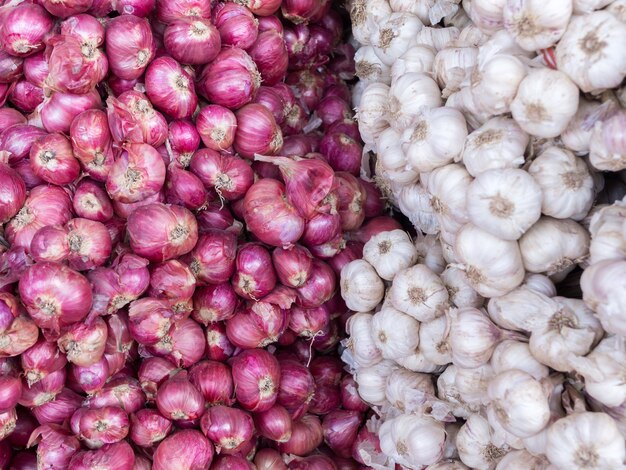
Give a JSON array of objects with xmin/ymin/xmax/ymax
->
[
  {"xmin": 581, "ymin": 259, "xmax": 626, "ymax": 337},
  {"xmin": 607, "ymin": 0, "xmax": 626, "ymax": 22},
  {"xmin": 446, "ymin": 85, "xmax": 492, "ymax": 129},
  {"xmin": 455, "ymin": 22, "xmax": 490, "ymax": 46},
  {"xmin": 354, "ymin": 360, "xmax": 397, "ymax": 406},
  {"xmin": 487, "ymin": 285, "xmax": 560, "ymax": 332},
  {"xmin": 437, "ymin": 365, "xmax": 480, "ymax": 418},
  {"xmin": 434, "ymin": 46, "xmax": 479, "ymax": 97},
  {"xmin": 495, "ymin": 450, "xmax": 550, "ymax": 469},
  {"xmin": 363, "ymin": 229, "xmax": 418, "ymax": 281},
  {"xmin": 589, "ymin": 109, "xmax": 626, "ymax": 172},
  {"xmin": 502, "ymin": 0, "xmax": 572, "ymax": 51},
  {"xmin": 427, "ymin": 164, "xmax": 472, "ymax": 233},
  {"xmin": 470, "ymin": 53, "xmax": 527, "ymax": 116},
  {"xmin": 389, "ymin": 264, "xmax": 450, "ymax": 322},
  {"xmin": 420, "ymin": 314, "xmax": 453, "ymax": 365},
  {"xmin": 379, "ymin": 414, "xmax": 447, "ymax": 468},
  {"xmin": 415, "ymin": 233, "xmax": 446, "ymax": 274},
  {"xmin": 355, "ymin": 82, "xmax": 390, "ymax": 147},
  {"xmin": 351, "ymin": 80, "xmax": 366, "ymax": 109},
  {"xmin": 389, "ymin": 0, "xmax": 433, "ymax": 23},
  {"xmin": 460, "ymin": 117, "xmax": 528, "ymax": 177},
  {"xmin": 588, "ymin": 201, "xmax": 626, "ymax": 264},
  {"xmin": 510, "ymin": 68, "xmax": 579, "ymax": 138},
  {"xmin": 528, "ymin": 146, "xmax": 595, "ymax": 220},
  {"xmin": 390, "ymin": 45, "xmax": 437, "ymax": 82},
  {"xmin": 396, "ymin": 348, "xmax": 446, "ymax": 374},
  {"xmin": 376, "ymin": 126, "xmax": 407, "ymax": 172},
  {"xmin": 521, "ymin": 273, "xmax": 557, "ymax": 297},
  {"xmin": 556, "ymin": 11, "xmax": 626, "ymax": 93},
  {"xmin": 350, "ymin": 0, "xmax": 392, "ymax": 46},
  {"xmin": 385, "ymin": 368, "xmax": 436, "ymax": 412},
  {"xmin": 466, "ymin": 168, "xmax": 542, "ymax": 240},
  {"xmin": 397, "ymin": 183, "xmax": 441, "ymax": 235},
  {"xmin": 546, "ymin": 412, "xmax": 626, "ymax": 470},
  {"xmin": 441, "ymin": 266, "xmax": 485, "ymax": 308},
  {"xmin": 456, "ymin": 413, "xmax": 510, "ymax": 470},
  {"xmin": 441, "ymin": 237, "xmax": 459, "ymax": 265},
  {"xmin": 416, "ymin": 26, "xmax": 461, "ymax": 51},
  {"xmin": 340, "ymin": 259, "xmax": 385, "ymax": 312},
  {"xmin": 345, "ymin": 312, "xmax": 382, "ymax": 368},
  {"xmin": 561, "ymin": 99, "xmax": 614, "ymax": 154},
  {"xmin": 388, "ymin": 72, "xmax": 443, "ymax": 129},
  {"xmin": 491, "ymin": 340, "xmax": 549, "ymax": 380},
  {"xmin": 468, "ymin": 0, "xmax": 506, "ymax": 34},
  {"xmin": 518, "ymin": 216, "xmax": 590, "ymax": 276},
  {"xmin": 454, "ymin": 223, "xmax": 525, "ymax": 297},
  {"xmin": 572, "ymin": 0, "xmax": 613, "ymax": 13},
  {"xmin": 371, "ymin": 307, "xmax": 421, "ymax": 360},
  {"xmin": 371, "ymin": 13, "xmax": 423, "ymax": 67},
  {"xmin": 427, "ymin": 460, "xmax": 470, "ymax": 470},
  {"xmin": 402, "ymin": 107, "xmax": 468, "ymax": 173},
  {"xmin": 355, "ymin": 46, "xmax": 392, "ymax": 84}
]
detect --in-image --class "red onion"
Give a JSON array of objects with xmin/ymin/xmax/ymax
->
[
  {"xmin": 272, "ymin": 245, "xmax": 313, "ymax": 288},
  {"xmin": 235, "ymin": 104, "xmax": 284, "ymax": 158},
  {"xmin": 105, "ymin": 312, "xmax": 133, "ymax": 356},
  {"xmin": 105, "ymin": 15, "xmax": 155, "ymax": 80},
  {"xmin": 9, "ymin": 159, "xmax": 42, "ymax": 191},
  {"xmin": 353, "ymin": 216, "xmax": 403, "ymax": 244},
  {"xmin": 0, "ymin": 108, "xmax": 26, "ymax": 132},
  {"xmin": 190, "ymin": 150, "xmax": 254, "ymax": 201},
  {"xmin": 0, "ymin": 311, "xmax": 38, "ymax": 358},
  {"xmin": 148, "ymin": 260, "xmax": 196, "ymax": 312},
  {"xmin": 277, "ymin": 360, "xmax": 315, "ymax": 420},
  {"xmin": 0, "ymin": 50, "xmax": 23, "ymax": 83},
  {"xmin": 10, "ymin": 451, "xmax": 37, "ymax": 469},
  {"xmin": 232, "ymin": 243, "xmax": 277, "ymax": 300},
  {"xmin": 156, "ymin": 371, "xmax": 205, "ymax": 421},
  {"xmin": 127, "ymin": 202, "xmax": 198, "ymax": 263},
  {"xmin": 192, "ymin": 283, "xmax": 238, "ymax": 325},
  {"xmin": 289, "ymin": 455, "xmax": 338, "ymax": 469},
  {"xmin": 262, "ymin": 284, "xmax": 298, "ymax": 309},
  {"xmin": 165, "ymin": 166, "xmax": 208, "ymax": 210},
  {"xmin": 115, "ymin": 0, "xmax": 156, "ymax": 16},
  {"xmin": 164, "ymin": 18, "xmax": 221, "ymax": 65},
  {"xmin": 286, "ymin": 70, "xmax": 325, "ymax": 111},
  {"xmin": 308, "ymin": 383, "xmax": 341, "ymax": 415},
  {"xmin": 7, "ymin": 408, "xmax": 38, "ymax": 448},
  {"xmin": 0, "ymin": 124, "xmax": 47, "ymax": 164},
  {"xmin": 23, "ymin": 52, "xmax": 49, "ymax": 87},
  {"xmin": 40, "ymin": 0, "xmax": 92, "ymax": 17},
  {"xmin": 197, "ymin": 203, "xmax": 243, "ymax": 235},
  {"xmin": 147, "ymin": 317, "xmax": 205, "ymax": 367},
  {"xmin": 210, "ymin": 454, "xmax": 255, "ymax": 469},
  {"xmin": 27, "ymin": 424, "xmax": 80, "ymax": 468},
  {"xmin": 130, "ymin": 409, "xmax": 172, "ymax": 447},
  {"xmin": 40, "ymin": 89, "xmax": 102, "ymax": 134},
  {"xmin": 289, "ymin": 305, "xmax": 330, "ymax": 339},
  {"xmin": 212, "ymin": 3, "xmax": 258, "ymax": 50},
  {"xmin": 85, "ymin": 376, "xmax": 145, "ymax": 413},
  {"xmin": 0, "ymin": 4, "xmax": 53, "ymax": 57},
  {"xmin": 231, "ymin": 349, "xmax": 280, "ymax": 412},
  {"xmin": 70, "ymin": 109, "xmax": 114, "ymax": 181},
  {"xmin": 0, "ymin": 408, "xmax": 16, "ymax": 440},
  {"xmin": 320, "ymin": 133, "xmax": 362, "ymax": 176},
  {"xmin": 197, "ymin": 48, "xmax": 261, "ymax": 110},
  {"xmin": 248, "ymin": 30, "xmax": 289, "ymax": 86},
  {"xmin": 282, "ymin": 102, "xmax": 306, "ymax": 136},
  {"xmin": 57, "ymin": 317, "xmax": 107, "ymax": 367},
  {"xmin": 309, "ymin": 356, "xmax": 342, "ymax": 387},
  {"xmin": 254, "ymin": 404, "xmax": 292, "ymax": 442},
  {"xmin": 328, "ymin": 241, "xmax": 363, "ymax": 276},
  {"xmin": 340, "ymin": 377, "xmax": 368, "ymax": 413},
  {"xmin": 187, "ymin": 229, "xmax": 237, "ymax": 284},
  {"xmin": 205, "ymin": 322, "xmax": 236, "ymax": 361},
  {"xmin": 107, "ymin": 91, "xmax": 168, "ymax": 146},
  {"xmin": 316, "ymin": 97, "xmax": 352, "ymax": 128},
  {"xmin": 352, "ymin": 425, "xmax": 383, "ymax": 465},
  {"xmin": 73, "ymin": 179, "xmax": 114, "ymax": 222},
  {"xmin": 254, "ymin": 87, "xmax": 286, "ymax": 125},
  {"xmin": 321, "ymin": 410, "xmax": 362, "ymax": 458},
  {"xmin": 156, "ymin": 0, "xmax": 212, "ymax": 23},
  {"xmin": 334, "ymin": 173, "xmax": 366, "ymax": 232},
  {"xmin": 226, "ymin": 302, "xmax": 288, "ymax": 348},
  {"xmin": 153, "ymin": 429, "xmax": 214, "ymax": 470},
  {"xmin": 302, "ymin": 212, "xmax": 342, "ymax": 247},
  {"xmin": 112, "ymin": 191, "xmax": 165, "ymax": 219},
  {"xmin": 32, "ymin": 388, "xmax": 82, "ymax": 425},
  {"xmin": 0, "ymin": 376, "xmax": 21, "ymax": 413},
  {"xmin": 295, "ymin": 259, "xmax": 335, "ymax": 308},
  {"xmin": 29, "ymin": 133, "xmax": 80, "ymax": 185},
  {"xmin": 78, "ymin": 406, "xmax": 130, "ymax": 449},
  {"xmin": 70, "ymin": 356, "xmax": 110, "ymax": 394},
  {"xmin": 18, "ymin": 262, "xmax": 92, "ymax": 333},
  {"xmin": 128, "ymin": 298, "xmax": 174, "ymax": 345},
  {"xmin": 145, "ymin": 57, "xmax": 197, "ymax": 119},
  {"xmin": 196, "ymin": 105, "xmax": 237, "ymax": 151},
  {"xmin": 137, "ymin": 357, "xmax": 178, "ymax": 400},
  {"xmin": 106, "ymin": 143, "xmax": 166, "ymax": 203},
  {"xmin": 166, "ymin": 120, "xmax": 200, "ymax": 168},
  {"xmin": 189, "ymin": 361, "xmax": 233, "ymax": 405},
  {"xmin": 65, "ymin": 218, "xmax": 112, "ymax": 270},
  {"xmin": 360, "ymin": 180, "xmax": 385, "ymax": 218},
  {"xmin": 0, "ymin": 82, "xmax": 13, "ymax": 108},
  {"xmin": 312, "ymin": 319, "xmax": 340, "ymax": 353},
  {"xmin": 9, "ymin": 80, "xmax": 44, "ymax": 113},
  {"xmin": 68, "ymin": 441, "xmax": 135, "ymax": 470},
  {"xmin": 243, "ymin": 179, "xmax": 304, "ymax": 248},
  {"xmin": 20, "ymin": 339, "xmax": 67, "ymax": 386},
  {"xmin": 327, "ymin": 119, "xmax": 360, "ymax": 142},
  {"xmin": 255, "ymin": 448, "xmax": 288, "ymax": 470},
  {"xmin": 278, "ymin": 414, "xmax": 324, "ymax": 456},
  {"xmin": 200, "ymin": 405, "xmax": 254, "ymax": 454},
  {"xmin": 0, "ymin": 164, "xmax": 26, "ymax": 224}
]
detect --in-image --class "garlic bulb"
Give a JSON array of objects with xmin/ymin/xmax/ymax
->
[
  {"xmin": 434, "ymin": 46, "xmax": 479, "ymax": 97},
  {"xmin": 528, "ymin": 146, "xmax": 595, "ymax": 220},
  {"xmin": 468, "ymin": 0, "xmax": 506, "ymax": 34},
  {"xmin": 581, "ymin": 259, "xmax": 626, "ymax": 337},
  {"xmin": 388, "ymin": 72, "xmax": 443, "ymax": 129},
  {"xmin": 427, "ymin": 460, "xmax": 470, "ymax": 470},
  {"xmin": 589, "ymin": 109, "xmax": 626, "ymax": 172},
  {"xmin": 371, "ymin": 13, "xmax": 424, "ymax": 67},
  {"xmin": 427, "ymin": 164, "xmax": 472, "ymax": 233},
  {"xmin": 371, "ymin": 307, "xmax": 421, "ymax": 359},
  {"xmin": 510, "ymin": 68, "xmax": 579, "ymax": 138},
  {"xmin": 345, "ymin": 312, "xmax": 382, "ymax": 368},
  {"xmin": 389, "ymin": 0, "xmax": 434, "ymax": 23},
  {"xmin": 495, "ymin": 450, "xmax": 550, "ymax": 470},
  {"xmin": 572, "ymin": 0, "xmax": 614, "ymax": 13},
  {"xmin": 420, "ymin": 314, "xmax": 453, "ymax": 365},
  {"xmin": 437, "ymin": 366, "xmax": 480, "ymax": 418},
  {"xmin": 396, "ymin": 348, "xmax": 446, "ymax": 373},
  {"xmin": 397, "ymin": 183, "xmax": 441, "ymax": 235},
  {"xmin": 355, "ymin": 46, "xmax": 392, "ymax": 84},
  {"xmin": 546, "ymin": 412, "xmax": 626, "ymax": 470},
  {"xmin": 415, "ymin": 26, "xmax": 461, "ymax": 51},
  {"xmin": 466, "ymin": 168, "xmax": 542, "ymax": 240},
  {"xmin": 588, "ymin": 201, "xmax": 626, "ymax": 264},
  {"xmin": 491, "ymin": 340, "xmax": 549, "ymax": 380},
  {"xmin": 340, "ymin": 259, "xmax": 385, "ymax": 312},
  {"xmin": 350, "ymin": 0, "xmax": 392, "ymax": 45},
  {"xmin": 448, "ymin": 307, "xmax": 512, "ymax": 368},
  {"xmin": 441, "ymin": 266, "xmax": 485, "ymax": 308},
  {"xmin": 456, "ymin": 413, "xmax": 510, "ymax": 470},
  {"xmin": 402, "ymin": 107, "xmax": 468, "ymax": 172},
  {"xmin": 454, "ymin": 223, "xmax": 525, "ymax": 297},
  {"xmin": 390, "ymin": 45, "xmax": 437, "ymax": 82},
  {"xmin": 487, "ymin": 286, "xmax": 560, "ymax": 332},
  {"xmin": 446, "ymin": 85, "xmax": 492, "ymax": 129},
  {"xmin": 518, "ymin": 217, "xmax": 590, "ymax": 276},
  {"xmin": 385, "ymin": 368, "xmax": 436, "ymax": 412},
  {"xmin": 487, "ymin": 369, "xmax": 551, "ymax": 438},
  {"xmin": 570, "ymin": 335, "xmax": 626, "ymax": 407},
  {"xmin": 460, "ymin": 117, "xmax": 528, "ymax": 177},
  {"xmin": 389, "ymin": 264, "xmax": 450, "ymax": 322},
  {"xmin": 607, "ymin": 0, "xmax": 626, "ymax": 21},
  {"xmin": 521, "ymin": 273, "xmax": 557, "ymax": 297},
  {"xmin": 354, "ymin": 360, "xmax": 397, "ymax": 406},
  {"xmin": 470, "ymin": 53, "xmax": 527, "ymax": 116},
  {"xmin": 355, "ymin": 82, "xmax": 390, "ymax": 147},
  {"xmin": 379, "ymin": 414, "xmax": 447, "ymax": 468},
  {"xmin": 556, "ymin": 11, "xmax": 626, "ymax": 93},
  {"xmin": 502, "ymin": 0, "xmax": 572, "ymax": 51},
  {"xmin": 376, "ymin": 126, "xmax": 407, "ymax": 172},
  {"xmin": 415, "ymin": 233, "xmax": 446, "ymax": 274},
  {"xmin": 363, "ymin": 230, "xmax": 418, "ymax": 281},
  {"xmin": 561, "ymin": 99, "xmax": 613, "ymax": 154}
]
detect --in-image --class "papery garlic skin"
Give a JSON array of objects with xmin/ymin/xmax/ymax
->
[
  {"xmin": 438, "ymin": 364, "xmax": 494, "ymax": 418},
  {"xmin": 454, "ymin": 223, "xmax": 525, "ymax": 298},
  {"xmin": 355, "ymin": 46, "xmax": 392, "ymax": 84},
  {"xmin": 556, "ymin": 11, "xmax": 626, "ymax": 93},
  {"xmin": 581, "ymin": 259, "xmax": 626, "ymax": 337},
  {"xmin": 415, "ymin": 233, "xmax": 446, "ymax": 274},
  {"xmin": 376, "ymin": 126, "xmax": 407, "ymax": 172},
  {"xmin": 397, "ymin": 184, "xmax": 441, "ymax": 235},
  {"xmin": 572, "ymin": 0, "xmax": 613, "ymax": 13},
  {"xmin": 396, "ymin": 349, "xmax": 445, "ymax": 374},
  {"xmin": 528, "ymin": 146, "xmax": 595, "ymax": 220},
  {"xmin": 391, "ymin": 45, "xmax": 437, "ymax": 82},
  {"xmin": 470, "ymin": 53, "xmax": 527, "ymax": 116},
  {"xmin": 588, "ymin": 202, "xmax": 626, "ymax": 264},
  {"xmin": 434, "ymin": 46, "xmax": 479, "ymax": 97},
  {"xmin": 371, "ymin": 13, "xmax": 424, "ymax": 67},
  {"xmin": 340, "ymin": 260, "xmax": 385, "ymax": 312},
  {"xmin": 345, "ymin": 313, "xmax": 383, "ymax": 368},
  {"xmin": 389, "ymin": 264, "xmax": 450, "ymax": 322},
  {"xmin": 546, "ymin": 412, "xmax": 626, "ymax": 470},
  {"xmin": 363, "ymin": 230, "xmax": 418, "ymax": 281},
  {"xmin": 354, "ymin": 360, "xmax": 397, "ymax": 406},
  {"xmin": 371, "ymin": 307, "xmax": 421, "ymax": 360},
  {"xmin": 521, "ymin": 273, "xmax": 557, "ymax": 298},
  {"xmin": 491, "ymin": 340, "xmax": 549, "ymax": 380},
  {"xmin": 388, "ymin": 72, "xmax": 443, "ymax": 129},
  {"xmin": 589, "ymin": 110, "xmax": 626, "ymax": 172},
  {"xmin": 356, "ymin": 82, "xmax": 390, "ymax": 147},
  {"xmin": 460, "ymin": 117, "xmax": 528, "ymax": 177},
  {"xmin": 389, "ymin": 0, "xmax": 433, "ymax": 24},
  {"xmin": 427, "ymin": 164, "xmax": 472, "ymax": 233},
  {"xmin": 561, "ymin": 99, "xmax": 613, "ymax": 154},
  {"xmin": 456, "ymin": 413, "xmax": 509, "ymax": 470},
  {"xmin": 487, "ymin": 286, "xmax": 560, "ymax": 332},
  {"xmin": 385, "ymin": 368, "xmax": 436, "ymax": 413},
  {"xmin": 441, "ymin": 266, "xmax": 485, "ymax": 308},
  {"xmin": 427, "ymin": 459, "xmax": 470, "ymax": 470},
  {"xmin": 510, "ymin": 68, "xmax": 579, "ymax": 138},
  {"xmin": 466, "ymin": 168, "xmax": 542, "ymax": 240},
  {"xmin": 469, "ymin": 0, "xmax": 507, "ymax": 34},
  {"xmin": 495, "ymin": 450, "xmax": 550, "ymax": 469},
  {"xmin": 502, "ymin": 0, "xmax": 572, "ymax": 51},
  {"xmin": 420, "ymin": 315, "xmax": 453, "ymax": 365},
  {"xmin": 416, "ymin": 26, "xmax": 461, "ymax": 51},
  {"xmin": 350, "ymin": 0, "xmax": 392, "ymax": 45}
]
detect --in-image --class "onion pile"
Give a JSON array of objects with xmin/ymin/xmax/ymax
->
[{"xmin": 0, "ymin": 0, "xmax": 388, "ymax": 467}]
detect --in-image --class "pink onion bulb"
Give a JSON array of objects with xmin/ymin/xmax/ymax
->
[
  {"xmin": 165, "ymin": 166, "xmax": 208, "ymax": 210},
  {"xmin": 152, "ymin": 429, "xmax": 214, "ymax": 470},
  {"xmin": 20, "ymin": 338, "xmax": 67, "ymax": 386},
  {"xmin": 138, "ymin": 357, "xmax": 178, "ymax": 400},
  {"xmin": 73, "ymin": 179, "xmax": 114, "ymax": 222},
  {"xmin": 277, "ymin": 360, "xmax": 315, "ymax": 420},
  {"xmin": 0, "ymin": 124, "xmax": 47, "ymax": 164},
  {"xmin": 155, "ymin": 0, "xmax": 211, "ymax": 23},
  {"xmin": 322, "ymin": 410, "xmax": 363, "ymax": 458},
  {"xmin": 255, "ymin": 448, "xmax": 288, "ymax": 470},
  {"xmin": 70, "ymin": 356, "xmax": 110, "ymax": 394},
  {"xmin": 277, "ymin": 414, "xmax": 324, "ymax": 456},
  {"xmin": 130, "ymin": 408, "xmax": 172, "ymax": 447},
  {"xmin": 234, "ymin": 104, "xmax": 283, "ymax": 158},
  {"xmin": 70, "ymin": 109, "xmax": 114, "ymax": 182},
  {"xmin": 191, "ymin": 283, "xmax": 238, "ymax": 325},
  {"xmin": 0, "ymin": 4, "xmax": 53, "ymax": 57},
  {"xmin": 9, "ymin": 80, "xmax": 44, "ymax": 113},
  {"xmin": 164, "ymin": 18, "xmax": 221, "ymax": 65},
  {"xmin": 272, "ymin": 245, "xmax": 313, "ymax": 288},
  {"xmin": 79, "ymin": 406, "xmax": 130, "ymax": 449},
  {"xmin": 189, "ymin": 361, "xmax": 234, "ymax": 405},
  {"xmin": 65, "ymin": 218, "xmax": 113, "ymax": 270},
  {"xmin": 0, "ymin": 163, "xmax": 26, "ymax": 224},
  {"xmin": 253, "ymin": 404, "xmax": 292, "ymax": 442},
  {"xmin": 212, "ymin": 3, "xmax": 258, "ymax": 50},
  {"xmin": 231, "ymin": 243, "xmax": 277, "ymax": 300},
  {"xmin": 107, "ymin": 91, "xmax": 168, "ymax": 147},
  {"xmin": 27, "ymin": 424, "xmax": 80, "ymax": 469},
  {"xmin": 230, "ymin": 349, "xmax": 281, "ymax": 412},
  {"xmin": 196, "ymin": 105, "xmax": 237, "ymax": 151},
  {"xmin": 248, "ymin": 30, "xmax": 289, "ymax": 86},
  {"xmin": 200, "ymin": 405, "xmax": 254, "ymax": 454},
  {"xmin": 167, "ymin": 120, "xmax": 200, "ymax": 168},
  {"xmin": 85, "ymin": 376, "xmax": 146, "ymax": 414},
  {"xmin": 226, "ymin": 302, "xmax": 288, "ymax": 349},
  {"xmin": 40, "ymin": 89, "xmax": 102, "ymax": 134},
  {"xmin": 146, "ymin": 317, "xmax": 205, "ymax": 367},
  {"xmin": 0, "ymin": 109, "xmax": 26, "ymax": 133},
  {"xmin": 105, "ymin": 15, "xmax": 155, "ymax": 80},
  {"xmin": 156, "ymin": 371, "xmax": 206, "ymax": 421},
  {"xmin": 190, "ymin": 149, "xmax": 254, "ymax": 201},
  {"xmin": 148, "ymin": 260, "xmax": 196, "ymax": 314},
  {"xmin": 128, "ymin": 298, "xmax": 175, "ymax": 346},
  {"xmin": 186, "ymin": 229, "xmax": 237, "ymax": 284},
  {"xmin": 68, "ymin": 441, "xmax": 135, "ymax": 470},
  {"xmin": 29, "ymin": 133, "xmax": 80, "ymax": 185},
  {"xmin": 57, "ymin": 317, "xmax": 108, "ymax": 367},
  {"xmin": 206, "ymin": 322, "xmax": 235, "ymax": 362},
  {"xmin": 145, "ymin": 57, "xmax": 198, "ymax": 119}
]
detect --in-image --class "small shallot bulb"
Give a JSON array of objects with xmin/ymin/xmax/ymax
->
[
  {"xmin": 156, "ymin": 371, "xmax": 206, "ymax": 421},
  {"xmin": 546, "ymin": 412, "xmax": 625, "ymax": 470},
  {"xmin": 200, "ymin": 405, "xmax": 254, "ymax": 454},
  {"xmin": 344, "ymin": 313, "xmax": 382, "ymax": 368},
  {"xmin": 362, "ymin": 230, "xmax": 418, "ymax": 281},
  {"xmin": 389, "ymin": 264, "xmax": 449, "ymax": 322},
  {"xmin": 254, "ymin": 405, "xmax": 292, "ymax": 442},
  {"xmin": 152, "ymin": 430, "xmax": 215, "ymax": 470},
  {"xmin": 503, "ymin": 0, "xmax": 572, "ymax": 51},
  {"xmin": 340, "ymin": 260, "xmax": 384, "ymax": 312},
  {"xmin": 230, "ymin": 349, "xmax": 281, "ymax": 412},
  {"xmin": 371, "ymin": 307, "xmax": 420, "ymax": 360},
  {"xmin": 130, "ymin": 409, "xmax": 172, "ymax": 447}
]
